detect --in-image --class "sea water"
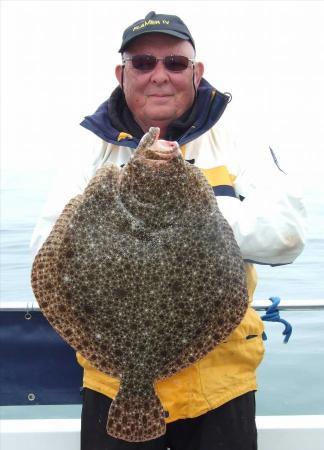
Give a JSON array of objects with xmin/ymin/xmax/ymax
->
[{"xmin": 1, "ymin": 168, "xmax": 323, "ymax": 419}]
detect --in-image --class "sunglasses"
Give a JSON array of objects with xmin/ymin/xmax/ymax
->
[{"xmin": 122, "ymin": 54, "xmax": 195, "ymax": 72}]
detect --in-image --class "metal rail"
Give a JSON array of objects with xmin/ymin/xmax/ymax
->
[
  {"xmin": 1, "ymin": 299, "xmax": 324, "ymax": 312},
  {"xmin": 252, "ymin": 299, "xmax": 324, "ymax": 311}
]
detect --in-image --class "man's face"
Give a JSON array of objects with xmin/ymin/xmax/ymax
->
[{"xmin": 115, "ymin": 33, "xmax": 204, "ymax": 136}]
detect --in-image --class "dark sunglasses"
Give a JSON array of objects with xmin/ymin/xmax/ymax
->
[{"xmin": 122, "ymin": 54, "xmax": 195, "ymax": 72}]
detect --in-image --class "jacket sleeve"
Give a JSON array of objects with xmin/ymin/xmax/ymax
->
[
  {"xmin": 216, "ymin": 136, "xmax": 307, "ymax": 266},
  {"xmin": 30, "ymin": 135, "xmax": 108, "ymax": 258}
]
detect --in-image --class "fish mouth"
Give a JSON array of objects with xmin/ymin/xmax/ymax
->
[{"xmin": 148, "ymin": 140, "xmax": 181, "ymax": 161}]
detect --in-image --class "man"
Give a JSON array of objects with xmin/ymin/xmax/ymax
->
[{"xmin": 31, "ymin": 11, "xmax": 306, "ymax": 450}]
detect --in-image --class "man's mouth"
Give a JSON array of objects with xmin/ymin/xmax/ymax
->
[{"xmin": 148, "ymin": 94, "xmax": 173, "ymax": 97}]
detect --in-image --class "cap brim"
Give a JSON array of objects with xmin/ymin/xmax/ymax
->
[{"xmin": 119, "ymin": 30, "xmax": 191, "ymax": 53}]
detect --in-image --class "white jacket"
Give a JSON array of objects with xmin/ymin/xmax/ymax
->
[{"xmin": 30, "ymin": 124, "xmax": 306, "ymax": 266}]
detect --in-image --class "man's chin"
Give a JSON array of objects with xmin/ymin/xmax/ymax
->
[{"xmin": 144, "ymin": 107, "xmax": 177, "ymax": 123}]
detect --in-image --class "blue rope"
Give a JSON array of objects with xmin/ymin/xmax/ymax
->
[{"xmin": 261, "ymin": 296, "xmax": 292, "ymax": 343}]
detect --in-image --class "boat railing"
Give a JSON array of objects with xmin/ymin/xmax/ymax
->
[{"xmin": 1, "ymin": 299, "xmax": 324, "ymax": 311}]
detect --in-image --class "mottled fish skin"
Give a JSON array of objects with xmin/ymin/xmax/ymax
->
[
  {"xmin": 31, "ymin": 127, "xmax": 248, "ymax": 442},
  {"xmin": 137, "ymin": 127, "xmax": 160, "ymax": 152}
]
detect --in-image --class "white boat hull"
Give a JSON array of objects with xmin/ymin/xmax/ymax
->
[{"xmin": 1, "ymin": 416, "xmax": 324, "ymax": 450}]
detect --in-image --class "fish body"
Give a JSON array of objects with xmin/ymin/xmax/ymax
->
[{"xmin": 31, "ymin": 127, "xmax": 248, "ymax": 442}]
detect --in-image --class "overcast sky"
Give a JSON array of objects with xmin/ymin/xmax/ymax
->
[{"xmin": 1, "ymin": 1, "xmax": 324, "ymax": 189}]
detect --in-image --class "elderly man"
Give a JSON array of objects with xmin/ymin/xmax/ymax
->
[{"xmin": 31, "ymin": 10, "xmax": 306, "ymax": 450}]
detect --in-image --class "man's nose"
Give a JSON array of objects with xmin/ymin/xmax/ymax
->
[{"xmin": 150, "ymin": 60, "xmax": 169, "ymax": 83}]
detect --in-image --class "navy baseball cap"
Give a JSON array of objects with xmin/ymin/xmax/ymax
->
[{"xmin": 119, "ymin": 11, "xmax": 195, "ymax": 53}]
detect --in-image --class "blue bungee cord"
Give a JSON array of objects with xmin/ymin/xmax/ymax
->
[{"xmin": 261, "ymin": 296, "xmax": 292, "ymax": 343}]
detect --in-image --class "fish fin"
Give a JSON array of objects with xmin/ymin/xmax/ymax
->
[{"xmin": 106, "ymin": 387, "xmax": 166, "ymax": 442}]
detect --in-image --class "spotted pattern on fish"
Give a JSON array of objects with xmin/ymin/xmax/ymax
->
[{"xmin": 31, "ymin": 127, "xmax": 248, "ymax": 442}]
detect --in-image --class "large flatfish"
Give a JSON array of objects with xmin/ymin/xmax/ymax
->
[{"xmin": 31, "ymin": 127, "xmax": 248, "ymax": 442}]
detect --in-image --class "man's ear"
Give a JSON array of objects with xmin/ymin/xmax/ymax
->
[
  {"xmin": 194, "ymin": 62, "xmax": 204, "ymax": 89},
  {"xmin": 115, "ymin": 65, "xmax": 123, "ymax": 86}
]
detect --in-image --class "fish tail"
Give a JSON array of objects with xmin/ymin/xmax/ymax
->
[{"xmin": 106, "ymin": 388, "xmax": 166, "ymax": 442}]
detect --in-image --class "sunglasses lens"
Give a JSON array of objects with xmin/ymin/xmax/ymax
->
[
  {"xmin": 165, "ymin": 55, "xmax": 189, "ymax": 71},
  {"xmin": 131, "ymin": 55, "xmax": 157, "ymax": 71},
  {"xmin": 129, "ymin": 55, "xmax": 191, "ymax": 71}
]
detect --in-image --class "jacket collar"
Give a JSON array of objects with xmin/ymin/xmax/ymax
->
[{"xmin": 80, "ymin": 78, "xmax": 230, "ymax": 148}]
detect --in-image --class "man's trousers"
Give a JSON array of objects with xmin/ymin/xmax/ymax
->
[{"xmin": 81, "ymin": 388, "xmax": 257, "ymax": 450}]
